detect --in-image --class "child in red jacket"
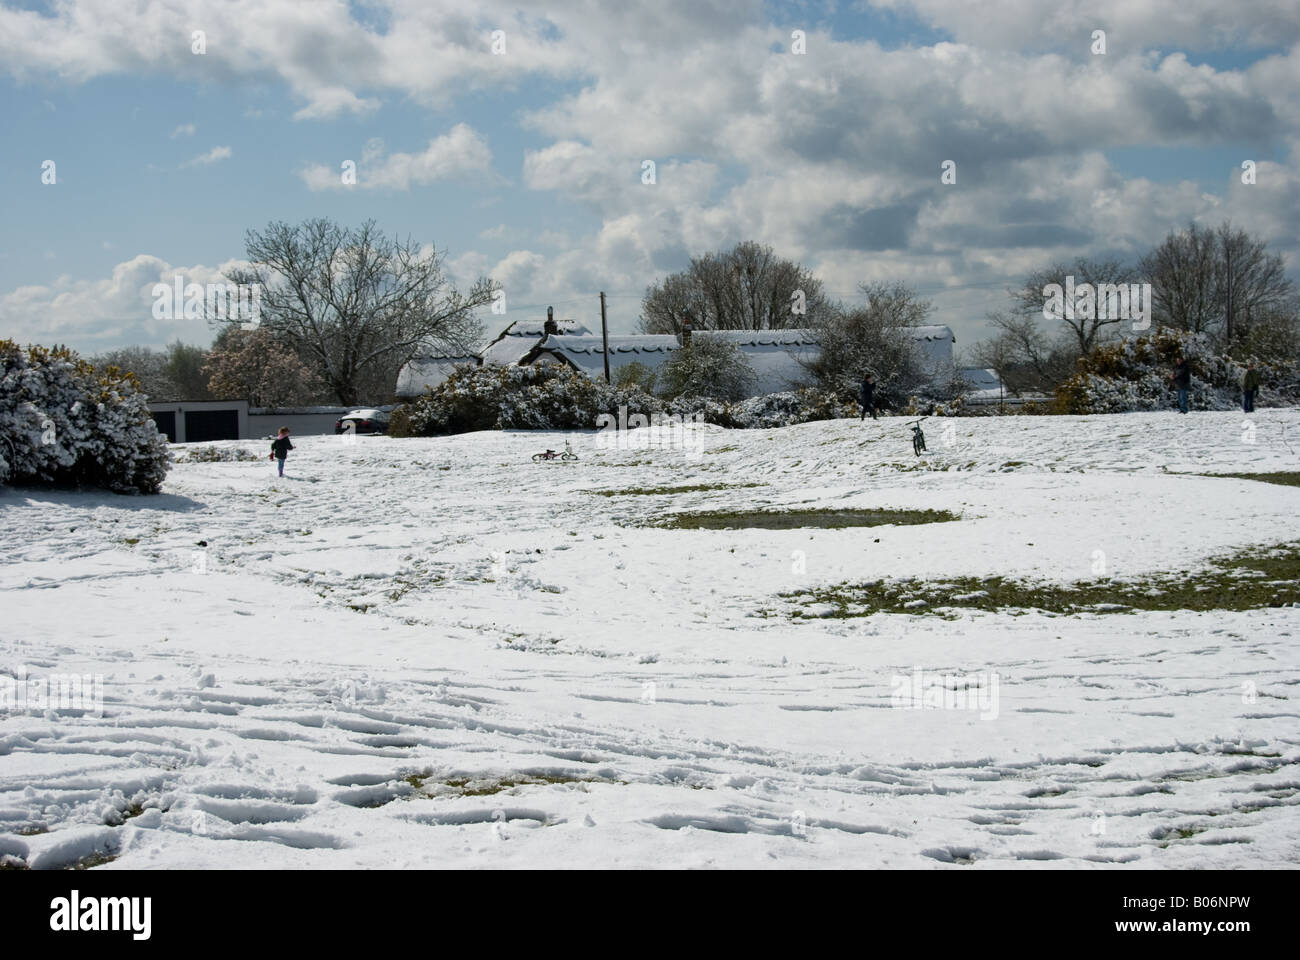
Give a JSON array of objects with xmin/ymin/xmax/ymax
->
[{"xmin": 270, "ymin": 427, "xmax": 294, "ymax": 477}]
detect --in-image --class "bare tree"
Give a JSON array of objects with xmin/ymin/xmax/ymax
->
[
  {"xmin": 801, "ymin": 282, "xmax": 932, "ymax": 403},
  {"xmin": 1140, "ymin": 221, "xmax": 1292, "ymax": 345},
  {"xmin": 639, "ymin": 240, "xmax": 832, "ymax": 334},
  {"xmin": 971, "ymin": 312, "xmax": 1076, "ymax": 395},
  {"xmin": 1215, "ymin": 222, "xmax": 1294, "ymax": 345},
  {"xmin": 224, "ymin": 219, "xmax": 495, "ymax": 406},
  {"xmin": 1140, "ymin": 222, "xmax": 1227, "ymax": 336},
  {"xmin": 1012, "ymin": 258, "xmax": 1138, "ymax": 355}
]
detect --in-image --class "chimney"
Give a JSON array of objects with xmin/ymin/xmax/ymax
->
[
  {"xmin": 544, "ymin": 306, "xmax": 557, "ymax": 336},
  {"xmin": 680, "ymin": 317, "xmax": 692, "ymax": 346}
]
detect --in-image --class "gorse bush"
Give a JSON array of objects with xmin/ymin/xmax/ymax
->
[
  {"xmin": 390, "ymin": 362, "xmax": 854, "ymax": 435},
  {"xmin": 0, "ymin": 340, "xmax": 172, "ymax": 493},
  {"xmin": 657, "ymin": 335, "xmax": 755, "ymax": 402},
  {"xmin": 725, "ymin": 389, "xmax": 858, "ymax": 427},
  {"xmin": 612, "ymin": 361, "xmax": 658, "ymax": 395},
  {"xmin": 179, "ymin": 445, "xmax": 261, "ymax": 463},
  {"xmin": 1054, "ymin": 329, "xmax": 1300, "ymax": 414}
]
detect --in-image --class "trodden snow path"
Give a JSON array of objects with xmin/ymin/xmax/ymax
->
[{"xmin": 2, "ymin": 409, "xmax": 1299, "ymax": 868}]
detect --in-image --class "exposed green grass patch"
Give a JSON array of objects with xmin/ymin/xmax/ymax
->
[
  {"xmin": 641, "ymin": 507, "xmax": 961, "ymax": 531},
  {"xmin": 1202, "ymin": 472, "xmax": 1300, "ymax": 488},
  {"xmin": 781, "ymin": 542, "xmax": 1300, "ymax": 617},
  {"xmin": 405, "ymin": 772, "xmax": 615, "ymax": 798},
  {"xmin": 587, "ymin": 482, "xmax": 763, "ymax": 497},
  {"xmin": 70, "ymin": 851, "xmax": 119, "ymax": 870},
  {"xmin": 1153, "ymin": 824, "xmax": 1210, "ymax": 846}
]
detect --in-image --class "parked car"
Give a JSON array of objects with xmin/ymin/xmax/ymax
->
[{"xmin": 334, "ymin": 409, "xmax": 390, "ymax": 435}]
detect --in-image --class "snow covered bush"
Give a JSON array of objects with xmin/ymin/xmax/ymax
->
[
  {"xmin": 498, "ymin": 364, "xmax": 663, "ymax": 430},
  {"xmin": 1055, "ymin": 329, "xmax": 1300, "ymax": 414},
  {"xmin": 390, "ymin": 363, "xmax": 857, "ymax": 435},
  {"xmin": 391, "ymin": 363, "xmax": 663, "ymax": 436},
  {"xmin": 389, "ymin": 363, "xmax": 502, "ymax": 436},
  {"xmin": 0, "ymin": 340, "xmax": 172, "ymax": 493},
  {"xmin": 722, "ymin": 389, "xmax": 857, "ymax": 428},
  {"xmin": 657, "ymin": 334, "xmax": 755, "ymax": 401},
  {"xmin": 179, "ymin": 445, "xmax": 261, "ymax": 463}
]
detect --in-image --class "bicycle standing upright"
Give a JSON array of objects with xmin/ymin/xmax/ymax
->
[{"xmin": 907, "ymin": 417, "xmax": 928, "ymax": 456}]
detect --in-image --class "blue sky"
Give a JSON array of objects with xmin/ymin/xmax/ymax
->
[{"xmin": 1, "ymin": 0, "xmax": 1297, "ymax": 357}]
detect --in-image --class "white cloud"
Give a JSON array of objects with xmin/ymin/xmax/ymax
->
[
  {"xmin": 0, "ymin": 255, "xmax": 254, "ymax": 351},
  {"xmin": 861, "ymin": 0, "xmax": 1300, "ymax": 53},
  {"xmin": 301, "ymin": 123, "xmax": 493, "ymax": 190},
  {"xmin": 184, "ymin": 145, "xmax": 233, "ymax": 167},
  {"xmin": 291, "ymin": 88, "xmax": 380, "ymax": 121},
  {"xmin": 169, "ymin": 123, "xmax": 196, "ymax": 138}
]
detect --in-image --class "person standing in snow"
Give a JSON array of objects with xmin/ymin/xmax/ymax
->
[
  {"xmin": 270, "ymin": 426, "xmax": 294, "ymax": 477},
  {"xmin": 1242, "ymin": 361, "xmax": 1261, "ymax": 413},
  {"xmin": 859, "ymin": 373, "xmax": 878, "ymax": 421},
  {"xmin": 1170, "ymin": 355, "xmax": 1191, "ymax": 414}
]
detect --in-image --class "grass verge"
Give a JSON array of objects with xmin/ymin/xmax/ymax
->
[
  {"xmin": 781, "ymin": 542, "xmax": 1300, "ymax": 617},
  {"xmin": 587, "ymin": 482, "xmax": 763, "ymax": 497},
  {"xmin": 1201, "ymin": 472, "xmax": 1300, "ymax": 488},
  {"xmin": 638, "ymin": 507, "xmax": 961, "ymax": 531}
]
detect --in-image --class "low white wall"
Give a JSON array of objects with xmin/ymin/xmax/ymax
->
[
  {"xmin": 248, "ymin": 412, "xmax": 343, "ymax": 437},
  {"xmin": 246, "ymin": 405, "xmax": 395, "ymax": 438}
]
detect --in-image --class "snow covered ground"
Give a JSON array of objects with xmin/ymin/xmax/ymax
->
[{"xmin": 2, "ymin": 409, "xmax": 1299, "ymax": 869}]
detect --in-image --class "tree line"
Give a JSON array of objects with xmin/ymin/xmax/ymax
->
[
  {"xmin": 639, "ymin": 225, "xmax": 1296, "ymax": 400},
  {"xmin": 96, "ymin": 217, "xmax": 1295, "ymax": 408},
  {"xmin": 972, "ymin": 223, "xmax": 1296, "ymax": 395}
]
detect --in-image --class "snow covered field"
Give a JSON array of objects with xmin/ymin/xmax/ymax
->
[{"xmin": 3, "ymin": 410, "xmax": 1299, "ymax": 869}]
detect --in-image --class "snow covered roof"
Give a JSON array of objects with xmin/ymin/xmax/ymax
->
[
  {"xmin": 541, "ymin": 334, "xmax": 679, "ymax": 356},
  {"xmin": 959, "ymin": 367, "xmax": 1000, "ymax": 391},
  {"xmin": 533, "ymin": 331, "xmax": 819, "ymax": 397},
  {"xmin": 907, "ymin": 325, "xmax": 955, "ymax": 343},
  {"xmin": 496, "ymin": 318, "xmax": 592, "ymax": 339},
  {"xmin": 395, "ymin": 355, "xmax": 478, "ymax": 397},
  {"xmin": 691, "ymin": 329, "xmax": 821, "ymax": 346},
  {"xmin": 957, "ymin": 367, "xmax": 1011, "ymax": 403},
  {"xmin": 398, "ymin": 322, "xmax": 956, "ymax": 397},
  {"xmin": 479, "ymin": 317, "xmax": 593, "ymax": 367}
]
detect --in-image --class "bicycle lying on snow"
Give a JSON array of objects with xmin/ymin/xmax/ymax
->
[{"xmin": 533, "ymin": 440, "xmax": 579, "ymax": 462}]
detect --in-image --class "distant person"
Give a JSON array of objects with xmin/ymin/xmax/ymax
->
[
  {"xmin": 1170, "ymin": 355, "xmax": 1191, "ymax": 414},
  {"xmin": 270, "ymin": 427, "xmax": 294, "ymax": 477},
  {"xmin": 1242, "ymin": 361, "xmax": 1261, "ymax": 413},
  {"xmin": 859, "ymin": 373, "xmax": 878, "ymax": 420}
]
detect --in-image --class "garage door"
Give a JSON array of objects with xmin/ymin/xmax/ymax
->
[
  {"xmin": 184, "ymin": 409, "xmax": 239, "ymax": 443},
  {"xmin": 151, "ymin": 411, "xmax": 177, "ymax": 443}
]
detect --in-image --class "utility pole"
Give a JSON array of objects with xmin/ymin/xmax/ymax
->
[{"xmin": 599, "ymin": 291, "xmax": 610, "ymax": 383}]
